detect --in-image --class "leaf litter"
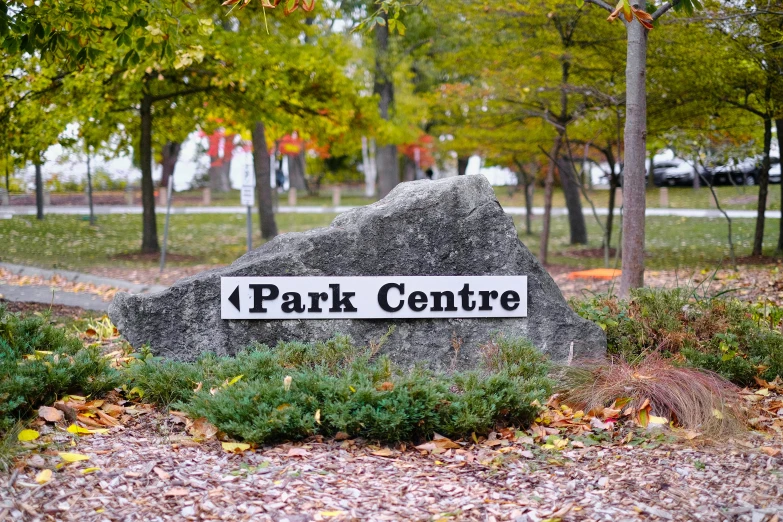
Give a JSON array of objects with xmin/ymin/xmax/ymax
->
[{"xmin": 1, "ymin": 384, "xmax": 782, "ymax": 521}]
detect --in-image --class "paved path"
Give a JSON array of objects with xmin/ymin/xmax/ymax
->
[
  {"xmin": 1, "ymin": 205, "xmax": 781, "ymax": 219},
  {"xmin": 0, "ymin": 262, "xmax": 167, "ymax": 312}
]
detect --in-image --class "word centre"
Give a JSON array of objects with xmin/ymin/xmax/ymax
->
[{"xmin": 221, "ymin": 276, "xmax": 528, "ymax": 320}]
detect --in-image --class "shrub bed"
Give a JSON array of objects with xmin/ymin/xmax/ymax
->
[
  {"xmin": 0, "ymin": 305, "xmax": 120, "ymax": 434},
  {"xmin": 127, "ymin": 336, "xmax": 553, "ymax": 444},
  {"xmin": 572, "ymin": 288, "xmax": 783, "ymax": 385}
]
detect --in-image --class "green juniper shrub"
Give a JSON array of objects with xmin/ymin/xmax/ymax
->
[
  {"xmin": 0, "ymin": 305, "xmax": 120, "ymax": 434},
  {"xmin": 128, "ymin": 335, "xmax": 552, "ymax": 445},
  {"xmin": 572, "ymin": 288, "xmax": 783, "ymax": 385}
]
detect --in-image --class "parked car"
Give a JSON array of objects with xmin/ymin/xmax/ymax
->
[
  {"xmin": 651, "ymin": 158, "xmax": 705, "ymax": 186},
  {"xmin": 709, "ymin": 157, "xmax": 780, "ymax": 186}
]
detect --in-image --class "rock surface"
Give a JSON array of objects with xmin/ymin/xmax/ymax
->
[{"xmin": 109, "ymin": 176, "xmax": 605, "ymax": 369}]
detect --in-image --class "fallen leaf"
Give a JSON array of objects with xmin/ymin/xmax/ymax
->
[
  {"xmin": 38, "ymin": 406, "xmax": 64, "ymax": 423},
  {"xmin": 315, "ymin": 409, "xmax": 321, "ymax": 425},
  {"xmin": 81, "ymin": 467, "xmax": 100, "ymax": 474},
  {"xmin": 58, "ymin": 452, "xmax": 90, "ymax": 463},
  {"xmin": 189, "ymin": 417, "xmax": 218, "ymax": 441},
  {"xmin": 760, "ymin": 446, "xmax": 781, "ymax": 457},
  {"xmin": 287, "ymin": 447, "xmax": 309, "ymax": 457},
  {"xmin": 415, "ymin": 433, "xmax": 460, "ymax": 452},
  {"xmin": 225, "ymin": 375, "xmax": 244, "ymax": 387},
  {"xmin": 164, "ymin": 487, "xmax": 190, "ymax": 497},
  {"xmin": 318, "ymin": 512, "xmax": 344, "ymax": 518},
  {"xmin": 67, "ymin": 424, "xmax": 109, "ymax": 435},
  {"xmin": 221, "ymin": 442, "xmax": 251, "ymax": 453},
  {"xmin": 153, "ymin": 467, "xmax": 171, "ymax": 480},
  {"xmin": 756, "ymin": 388, "xmax": 771, "ymax": 397},
  {"xmin": 284, "ymin": 375, "xmax": 292, "ymax": 391},
  {"xmin": 683, "ymin": 430, "xmax": 701, "ymax": 440},
  {"xmin": 334, "ymin": 432, "xmax": 350, "ymax": 441},
  {"xmin": 519, "ymin": 450, "xmax": 535, "ymax": 459},
  {"xmin": 35, "ymin": 469, "xmax": 52, "ymax": 484},
  {"xmin": 18, "ymin": 429, "xmax": 40, "ymax": 442},
  {"xmin": 371, "ymin": 448, "xmax": 395, "ymax": 457},
  {"xmin": 648, "ymin": 415, "xmax": 668, "ymax": 425}
]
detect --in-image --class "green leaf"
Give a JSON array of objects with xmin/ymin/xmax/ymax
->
[
  {"xmin": 576, "ymin": 0, "xmax": 585, "ymax": 7},
  {"xmin": 375, "ymin": 16, "xmax": 386, "ymax": 26},
  {"xmin": 395, "ymin": 21, "xmax": 406, "ymax": 35}
]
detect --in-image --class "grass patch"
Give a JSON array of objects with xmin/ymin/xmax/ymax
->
[
  {"xmin": 3, "ymin": 212, "xmax": 781, "ymax": 273},
  {"xmin": 127, "ymin": 336, "xmax": 553, "ymax": 445},
  {"xmin": 0, "ymin": 304, "xmax": 121, "ymax": 434},
  {"xmin": 572, "ymin": 288, "xmax": 783, "ymax": 385},
  {"xmin": 0, "ymin": 213, "xmax": 336, "ymax": 271}
]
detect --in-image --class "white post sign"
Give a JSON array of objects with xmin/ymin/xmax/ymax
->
[
  {"xmin": 221, "ymin": 276, "xmax": 527, "ymax": 320},
  {"xmin": 240, "ymin": 185, "xmax": 255, "ymax": 207}
]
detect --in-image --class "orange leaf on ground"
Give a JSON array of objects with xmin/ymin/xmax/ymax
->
[{"xmin": 566, "ymin": 269, "xmax": 621, "ymax": 281}]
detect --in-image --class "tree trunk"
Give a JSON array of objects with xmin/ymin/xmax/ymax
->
[
  {"xmin": 777, "ymin": 118, "xmax": 783, "ymax": 254},
  {"xmin": 619, "ymin": 20, "xmax": 648, "ymax": 297},
  {"xmin": 34, "ymin": 159, "xmax": 43, "ymax": 220},
  {"xmin": 288, "ymin": 151, "xmax": 308, "ymax": 192},
  {"xmin": 753, "ymin": 115, "xmax": 772, "ymax": 257},
  {"xmin": 457, "ymin": 156, "xmax": 469, "ymax": 176},
  {"xmin": 606, "ymin": 172, "xmax": 618, "ymax": 250},
  {"xmin": 86, "ymin": 153, "xmax": 95, "ymax": 226},
  {"xmin": 219, "ymin": 134, "xmax": 236, "ymax": 191},
  {"xmin": 376, "ymin": 145, "xmax": 399, "ymax": 198},
  {"xmin": 160, "ymin": 141, "xmax": 181, "ymax": 189},
  {"xmin": 403, "ymin": 155, "xmax": 416, "ymax": 182},
  {"xmin": 252, "ymin": 121, "xmax": 278, "ymax": 240},
  {"xmin": 558, "ymin": 156, "xmax": 588, "ymax": 245},
  {"xmin": 524, "ymin": 179, "xmax": 534, "ymax": 236},
  {"xmin": 374, "ymin": 11, "xmax": 399, "ymax": 198},
  {"xmin": 540, "ymin": 137, "xmax": 561, "ymax": 264},
  {"xmin": 140, "ymin": 92, "xmax": 159, "ymax": 254}
]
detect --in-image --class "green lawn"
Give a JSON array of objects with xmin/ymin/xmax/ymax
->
[
  {"xmin": 0, "ymin": 213, "xmax": 336, "ymax": 270},
  {"xmin": 1, "ymin": 211, "xmax": 780, "ymax": 273},
  {"xmin": 514, "ymin": 213, "xmax": 782, "ymax": 269},
  {"xmin": 495, "ymin": 184, "xmax": 783, "ymax": 211},
  {"xmin": 182, "ymin": 184, "xmax": 783, "ymax": 211}
]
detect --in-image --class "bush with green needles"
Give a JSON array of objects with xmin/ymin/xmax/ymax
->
[
  {"xmin": 126, "ymin": 335, "xmax": 553, "ymax": 444},
  {"xmin": 0, "ymin": 305, "xmax": 121, "ymax": 435}
]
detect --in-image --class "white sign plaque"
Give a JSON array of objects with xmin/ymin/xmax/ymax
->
[
  {"xmin": 240, "ymin": 185, "xmax": 255, "ymax": 206},
  {"xmin": 221, "ymin": 276, "xmax": 527, "ymax": 320}
]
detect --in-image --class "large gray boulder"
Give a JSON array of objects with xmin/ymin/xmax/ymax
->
[{"xmin": 109, "ymin": 175, "xmax": 605, "ymax": 369}]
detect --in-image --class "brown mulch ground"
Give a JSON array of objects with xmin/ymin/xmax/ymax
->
[
  {"xmin": 2, "ymin": 407, "xmax": 781, "ymax": 522},
  {"xmin": 555, "ymin": 265, "xmax": 783, "ymax": 304}
]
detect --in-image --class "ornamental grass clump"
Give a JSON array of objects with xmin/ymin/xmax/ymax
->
[
  {"xmin": 558, "ymin": 355, "xmax": 745, "ymax": 437},
  {"xmin": 127, "ymin": 335, "xmax": 553, "ymax": 445}
]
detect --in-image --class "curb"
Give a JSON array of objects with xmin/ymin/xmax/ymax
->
[{"xmin": 0, "ymin": 262, "xmax": 168, "ymax": 295}]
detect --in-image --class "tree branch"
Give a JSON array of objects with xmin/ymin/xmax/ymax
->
[
  {"xmin": 584, "ymin": 0, "xmax": 614, "ymax": 14},
  {"xmin": 652, "ymin": 0, "xmax": 681, "ymax": 21}
]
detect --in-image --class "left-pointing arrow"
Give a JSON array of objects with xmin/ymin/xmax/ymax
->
[{"xmin": 228, "ymin": 286, "xmax": 241, "ymax": 311}]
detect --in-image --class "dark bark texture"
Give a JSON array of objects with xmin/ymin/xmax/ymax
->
[
  {"xmin": 252, "ymin": 121, "xmax": 278, "ymax": 240},
  {"xmin": 34, "ymin": 160, "xmax": 43, "ymax": 220},
  {"xmin": 140, "ymin": 92, "xmax": 159, "ymax": 254},
  {"xmin": 557, "ymin": 157, "xmax": 587, "ymax": 245},
  {"xmin": 160, "ymin": 141, "xmax": 181, "ymax": 189},
  {"xmin": 374, "ymin": 11, "xmax": 399, "ymax": 198}
]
